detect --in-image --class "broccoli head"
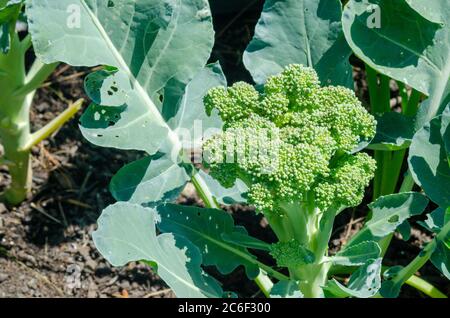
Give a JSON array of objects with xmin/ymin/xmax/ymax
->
[{"xmin": 203, "ymin": 64, "xmax": 376, "ymax": 217}]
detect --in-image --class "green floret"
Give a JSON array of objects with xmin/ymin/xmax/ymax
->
[
  {"xmin": 247, "ymin": 183, "xmax": 275, "ymax": 213},
  {"xmin": 203, "ymin": 64, "xmax": 377, "ymax": 219},
  {"xmin": 204, "ymin": 82, "xmax": 259, "ymax": 124},
  {"xmin": 314, "ymin": 153, "xmax": 377, "ymax": 210},
  {"xmin": 269, "ymin": 240, "xmax": 315, "ymax": 267}
]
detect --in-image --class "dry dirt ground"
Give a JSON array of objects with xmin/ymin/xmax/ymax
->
[{"xmin": 1, "ymin": 3, "xmax": 449, "ymax": 298}]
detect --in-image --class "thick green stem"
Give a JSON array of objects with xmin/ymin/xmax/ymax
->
[
  {"xmin": 292, "ymin": 262, "xmax": 331, "ymax": 298},
  {"xmin": 379, "ymin": 150, "xmax": 406, "ymax": 196},
  {"xmin": 367, "ymin": 65, "xmax": 393, "ymax": 201},
  {"xmin": 277, "ymin": 200, "xmax": 337, "ymax": 298},
  {"xmin": 399, "ymin": 171, "xmax": 415, "ymax": 193},
  {"xmin": 0, "ymin": 33, "xmax": 32, "ymax": 204},
  {"xmin": 0, "ymin": 31, "xmax": 66, "ymax": 205}
]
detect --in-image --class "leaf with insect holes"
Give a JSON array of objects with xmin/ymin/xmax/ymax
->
[
  {"xmin": 109, "ymin": 154, "xmax": 190, "ymax": 205},
  {"xmin": 92, "ymin": 202, "xmax": 223, "ymax": 298},
  {"xmin": 244, "ymin": 0, "xmax": 353, "ymax": 88},
  {"xmin": 324, "ymin": 258, "xmax": 382, "ymax": 298},
  {"xmin": 346, "ymin": 192, "xmax": 429, "ymax": 248},
  {"xmin": 27, "ymin": 0, "xmax": 215, "ymax": 155}
]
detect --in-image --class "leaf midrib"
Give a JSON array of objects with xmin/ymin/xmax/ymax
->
[{"xmin": 79, "ymin": 0, "xmax": 179, "ymax": 146}]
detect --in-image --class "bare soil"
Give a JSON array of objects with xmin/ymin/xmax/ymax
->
[{"xmin": 0, "ymin": 4, "xmax": 448, "ymax": 298}]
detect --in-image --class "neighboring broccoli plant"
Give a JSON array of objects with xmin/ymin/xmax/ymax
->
[
  {"xmin": 203, "ymin": 64, "xmax": 378, "ymax": 297},
  {"xmin": 0, "ymin": 0, "xmax": 81, "ymax": 204}
]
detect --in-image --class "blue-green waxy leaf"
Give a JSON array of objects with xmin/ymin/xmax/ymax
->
[
  {"xmin": 167, "ymin": 63, "xmax": 226, "ymax": 148},
  {"xmin": 397, "ymin": 221, "xmax": 411, "ymax": 241},
  {"xmin": 244, "ymin": 0, "xmax": 353, "ymax": 88},
  {"xmin": 92, "ymin": 202, "xmax": 223, "ymax": 298},
  {"xmin": 332, "ymin": 241, "xmax": 381, "ymax": 266},
  {"xmin": 431, "ymin": 239, "xmax": 450, "ymax": 280},
  {"xmin": 196, "ymin": 170, "xmax": 248, "ymax": 205},
  {"xmin": 347, "ymin": 192, "xmax": 429, "ymax": 247},
  {"xmin": 409, "ymin": 112, "xmax": 450, "ymax": 207},
  {"xmin": 270, "ymin": 281, "xmax": 303, "ymax": 298},
  {"xmin": 324, "ymin": 258, "xmax": 382, "ymax": 298},
  {"xmin": 221, "ymin": 230, "xmax": 271, "ymax": 252},
  {"xmin": 27, "ymin": 0, "xmax": 215, "ymax": 156},
  {"xmin": 419, "ymin": 208, "xmax": 446, "ymax": 233},
  {"xmin": 79, "ymin": 101, "xmax": 169, "ymax": 154},
  {"xmin": 156, "ymin": 204, "xmax": 260, "ymax": 279},
  {"xmin": 110, "ymin": 154, "xmax": 190, "ymax": 205},
  {"xmin": 342, "ymin": 0, "xmax": 450, "ymax": 126},
  {"xmin": 368, "ymin": 112, "xmax": 416, "ymax": 151}
]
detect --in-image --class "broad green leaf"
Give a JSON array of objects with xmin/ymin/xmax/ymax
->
[
  {"xmin": 221, "ymin": 230, "xmax": 271, "ymax": 252},
  {"xmin": 382, "ymin": 266, "xmax": 403, "ymax": 280},
  {"xmin": 397, "ymin": 221, "xmax": 411, "ymax": 241},
  {"xmin": 379, "ymin": 280, "xmax": 401, "ymax": 298},
  {"xmin": 324, "ymin": 258, "xmax": 382, "ymax": 298},
  {"xmin": 343, "ymin": 0, "xmax": 450, "ymax": 127},
  {"xmin": 431, "ymin": 239, "xmax": 450, "ymax": 280},
  {"xmin": 270, "ymin": 281, "xmax": 303, "ymax": 298},
  {"xmin": 368, "ymin": 112, "xmax": 415, "ymax": 151},
  {"xmin": 167, "ymin": 62, "xmax": 226, "ymax": 148},
  {"xmin": 419, "ymin": 208, "xmax": 446, "ymax": 233},
  {"xmin": 27, "ymin": 0, "xmax": 214, "ymax": 155},
  {"xmin": 92, "ymin": 202, "xmax": 222, "ymax": 298},
  {"xmin": 197, "ymin": 170, "xmax": 248, "ymax": 205},
  {"xmin": 156, "ymin": 204, "xmax": 260, "ymax": 279},
  {"xmin": 332, "ymin": 241, "xmax": 381, "ymax": 266},
  {"xmin": 109, "ymin": 154, "xmax": 190, "ymax": 205},
  {"xmin": 348, "ymin": 192, "xmax": 429, "ymax": 247},
  {"xmin": 0, "ymin": 0, "xmax": 22, "ymax": 24},
  {"xmin": 244, "ymin": 0, "xmax": 353, "ymax": 88},
  {"xmin": 408, "ymin": 112, "xmax": 450, "ymax": 207}
]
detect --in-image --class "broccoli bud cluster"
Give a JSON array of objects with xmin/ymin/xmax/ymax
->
[{"xmin": 203, "ymin": 64, "xmax": 376, "ymax": 215}]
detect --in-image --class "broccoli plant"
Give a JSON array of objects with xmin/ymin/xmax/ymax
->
[
  {"xmin": 236, "ymin": 0, "xmax": 450, "ymax": 298},
  {"xmin": 25, "ymin": 0, "xmax": 449, "ymax": 298},
  {"xmin": 0, "ymin": 0, "xmax": 82, "ymax": 204},
  {"xmin": 202, "ymin": 64, "xmax": 378, "ymax": 297}
]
